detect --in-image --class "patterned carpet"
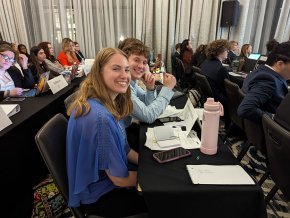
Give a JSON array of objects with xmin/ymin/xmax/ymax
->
[{"xmin": 228, "ymin": 138, "xmax": 290, "ymax": 218}]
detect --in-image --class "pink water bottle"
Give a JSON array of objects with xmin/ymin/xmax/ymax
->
[{"xmin": 200, "ymin": 98, "xmax": 224, "ymax": 155}]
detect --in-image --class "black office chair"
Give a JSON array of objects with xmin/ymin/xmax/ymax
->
[
  {"xmin": 195, "ymin": 72, "xmax": 213, "ymax": 105},
  {"xmin": 35, "ymin": 114, "xmax": 148, "ymax": 218},
  {"xmin": 224, "ymin": 79, "xmax": 245, "ymax": 131},
  {"xmin": 262, "ymin": 114, "xmax": 290, "ymax": 204},
  {"xmin": 35, "ymin": 114, "xmax": 90, "ymax": 218}
]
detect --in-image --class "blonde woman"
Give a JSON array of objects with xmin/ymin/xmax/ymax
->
[
  {"xmin": 240, "ymin": 44, "xmax": 252, "ymax": 59},
  {"xmin": 66, "ymin": 48, "xmax": 147, "ymax": 217},
  {"xmin": 58, "ymin": 38, "xmax": 79, "ymax": 67}
]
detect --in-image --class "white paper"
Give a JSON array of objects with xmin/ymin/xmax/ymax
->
[
  {"xmin": 158, "ymin": 105, "xmax": 183, "ymax": 119},
  {"xmin": 157, "ymin": 139, "xmax": 180, "ymax": 148},
  {"xmin": 47, "ymin": 75, "xmax": 68, "ymax": 94},
  {"xmin": 0, "ymin": 106, "xmax": 12, "ymax": 131},
  {"xmin": 186, "ymin": 165, "xmax": 255, "ymax": 185},
  {"xmin": 145, "ymin": 127, "xmax": 201, "ymax": 150},
  {"xmin": 163, "ymin": 121, "xmax": 186, "ymax": 127},
  {"xmin": 153, "ymin": 125, "xmax": 176, "ymax": 141},
  {"xmin": 0, "ymin": 104, "xmax": 20, "ymax": 117}
]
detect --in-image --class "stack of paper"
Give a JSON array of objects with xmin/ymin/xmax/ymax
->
[
  {"xmin": 186, "ymin": 165, "xmax": 255, "ymax": 185},
  {"xmin": 158, "ymin": 105, "xmax": 183, "ymax": 118},
  {"xmin": 145, "ymin": 127, "xmax": 201, "ymax": 150}
]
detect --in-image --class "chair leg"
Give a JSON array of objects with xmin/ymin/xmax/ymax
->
[
  {"xmin": 264, "ymin": 185, "xmax": 279, "ymax": 205},
  {"xmin": 258, "ymin": 170, "xmax": 270, "ymax": 186},
  {"xmin": 237, "ymin": 140, "xmax": 251, "ymax": 161}
]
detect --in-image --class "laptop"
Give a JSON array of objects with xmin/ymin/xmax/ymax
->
[
  {"xmin": 20, "ymin": 72, "xmax": 50, "ymax": 97},
  {"xmin": 248, "ymin": 53, "xmax": 261, "ymax": 60},
  {"xmin": 242, "ymin": 58, "xmax": 259, "ymax": 72}
]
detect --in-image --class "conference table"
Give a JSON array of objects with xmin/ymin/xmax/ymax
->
[
  {"xmin": 137, "ymin": 95, "xmax": 267, "ymax": 218},
  {"xmin": 0, "ymin": 77, "xmax": 84, "ymax": 217}
]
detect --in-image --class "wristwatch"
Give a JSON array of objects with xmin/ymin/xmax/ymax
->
[{"xmin": 6, "ymin": 90, "xmax": 10, "ymax": 97}]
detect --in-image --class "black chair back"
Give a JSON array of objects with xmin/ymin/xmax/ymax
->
[
  {"xmin": 35, "ymin": 113, "xmax": 85, "ymax": 218},
  {"xmin": 224, "ymin": 79, "xmax": 244, "ymax": 130},
  {"xmin": 262, "ymin": 114, "xmax": 290, "ymax": 200},
  {"xmin": 195, "ymin": 72, "xmax": 213, "ymax": 105}
]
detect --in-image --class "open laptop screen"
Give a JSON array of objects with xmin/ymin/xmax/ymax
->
[{"xmin": 248, "ymin": 53, "xmax": 261, "ymax": 60}]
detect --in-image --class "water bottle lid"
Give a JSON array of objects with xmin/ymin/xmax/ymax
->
[{"xmin": 204, "ymin": 98, "xmax": 222, "ymax": 111}]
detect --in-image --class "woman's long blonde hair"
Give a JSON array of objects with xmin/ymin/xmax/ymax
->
[
  {"xmin": 62, "ymin": 38, "xmax": 78, "ymax": 65},
  {"xmin": 67, "ymin": 48, "xmax": 133, "ymax": 120}
]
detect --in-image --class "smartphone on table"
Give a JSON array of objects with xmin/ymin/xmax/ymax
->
[{"xmin": 153, "ymin": 147, "xmax": 191, "ymax": 163}]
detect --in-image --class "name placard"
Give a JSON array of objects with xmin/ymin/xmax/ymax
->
[
  {"xmin": 47, "ymin": 75, "xmax": 68, "ymax": 94},
  {"xmin": 0, "ymin": 105, "xmax": 12, "ymax": 131}
]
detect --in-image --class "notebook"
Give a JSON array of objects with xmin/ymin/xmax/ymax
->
[{"xmin": 20, "ymin": 72, "xmax": 50, "ymax": 97}]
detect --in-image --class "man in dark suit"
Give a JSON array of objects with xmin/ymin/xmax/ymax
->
[
  {"xmin": 171, "ymin": 43, "xmax": 181, "ymax": 81},
  {"xmin": 238, "ymin": 41, "xmax": 290, "ymax": 123},
  {"xmin": 237, "ymin": 41, "xmax": 290, "ymax": 173}
]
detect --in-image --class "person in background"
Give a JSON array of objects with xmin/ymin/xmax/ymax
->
[
  {"xmin": 74, "ymin": 41, "xmax": 85, "ymax": 63},
  {"xmin": 238, "ymin": 41, "xmax": 290, "ymax": 173},
  {"xmin": 58, "ymin": 38, "xmax": 79, "ymax": 67},
  {"xmin": 171, "ymin": 43, "xmax": 181, "ymax": 81},
  {"xmin": 29, "ymin": 46, "xmax": 50, "ymax": 83},
  {"xmin": 192, "ymin": 44, "xmax": 207, "ymax": 68},
  {"xmin": 201, "ymin": 39, "xmax": 229, "ymax": 106},
  {"xmin": 18, "ymin": 44, "xmax": 30, "ymax": 61},
  {"xmin": 0, "ymin": 44, "xmax": 24, "ymax": 98},
  {"xmin": 180, "ymin": 39, "xmax": 194, "ymax": 74},
  {"xmin": 238, "ymin": 41, "xmax": 290, "ymax": 123},
  {"xmin": 7, "ymin": 49, "xmax": 34, "ymax": 89},
  {"xmin": 227, "ymin": 41, "xmax": 239, "ymax": 63},
  {"xmin": 266, "ymin": 39, "xmax": 279, "ymax": 55},
  {"xmin": 240, "ymin": 44, "xmax": 252, "ymax": 59},
  {"xmin": 38, "ymin": 41, "xmax": 65, "ymax": 74},
  {"xmin": 239, "ymin": 44, "xmax": 253, "ymax": 71},
  {"xmin": 10, "ymin": 43, "xmax": 18, "ymax": 52},
  {"xmin": 66, "ymin": 47, "xmax": 147, "ymax": 217}
]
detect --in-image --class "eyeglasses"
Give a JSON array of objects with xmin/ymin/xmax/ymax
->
[{"xmin": 0, "ymin": 53, "xmax": 15, "ymax": 63}]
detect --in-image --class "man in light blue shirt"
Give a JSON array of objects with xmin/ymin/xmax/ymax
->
[{"xmin": 119, "ymin": 38, "xmax": 176, "ymax": 124}]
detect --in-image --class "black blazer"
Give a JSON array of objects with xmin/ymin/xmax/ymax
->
[
  {"xmin": 7, "ymin": 66, "xmax": 35, "ymax": 89},
  {"xmin": 201, "ymin": 58, "xmax": 229, "ymax": 104},
  {"xmin": 76, "ymin": 51, "xmax": 85, "ymax": 62},
  {"xmin": 238, "ymin": 65, "xmax": 288, "ymax": 123}
]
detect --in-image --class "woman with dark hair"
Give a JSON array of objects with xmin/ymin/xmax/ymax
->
[
  {"xmin": 192, "ymin": 44, "xmax": 207, "ymax": 68},
  {"xmin": 38, "ymin": 41, "xmax": 64, "ymax": 73},
  {"xmin": 180, "ymin": 39, "xmax": 194, "ymax": 73},
  {"xmin": 29, "ymin": 46, "xmax": 50, "ymax": 83},
  {"xmin": 17, "ymin": 44, "xmax": 30, "ymax": 60},
  {"xmin": 74, "ymin": 41, "xmax": 85, "ymax": 63},
  {"xmin": 201, "ymin": 39, "xmax": 229, "ymax": 105}
]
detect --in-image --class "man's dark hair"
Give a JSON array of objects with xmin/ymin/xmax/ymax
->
[
  {"xmin": 266, "ymin": 39, "xmax": 279, "ymax": 54},
  {"xmin": 266, "ymin": 41, "xmax": 290, "ymax": 66}
]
